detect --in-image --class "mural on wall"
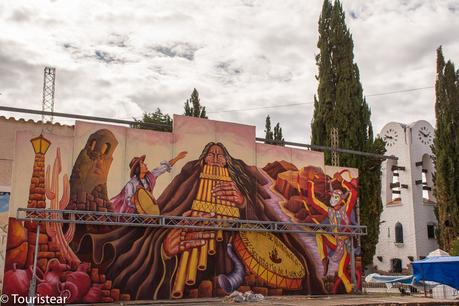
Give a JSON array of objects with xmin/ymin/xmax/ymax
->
[
  {"xmin": 0, "ymin": 192, "xmax": 9, "ymax": 214},
  {"xmin": 0, "ymin": 192, "xmax": 9, "ymax": 266},
  {"xmin": 0, "ymin": 192, "xmax": 9, "ymax": 234},
  {"xmin": 2, "ymin": 116, "xmax": 360, "ymax": 303}
]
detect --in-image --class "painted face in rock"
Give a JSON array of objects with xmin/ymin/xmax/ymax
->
[
  {"xmin": 70, "ymin": 129, "xmax": 118, "ymax": 199},
  {"xmin": 204, "ymin": 145, "xmax": 227, "ymax": 168}
]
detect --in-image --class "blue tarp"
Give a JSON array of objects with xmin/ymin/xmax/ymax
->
[{"xmin": 412, "ymin": 256, "xmax": 459, "ymax": 290}]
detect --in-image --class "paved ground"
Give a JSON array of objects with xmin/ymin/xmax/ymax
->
[{"xmin": 74, "ymin": 293, "xmax": 459, "ymax": 306}]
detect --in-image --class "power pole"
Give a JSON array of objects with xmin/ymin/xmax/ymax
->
[
  {"xmin": 331, "ymin": 127, "xmax": 339, "ymax": 166},
  {"xmin": 42, "ymin": 67, "xmax": 56, "ymax": 124}
]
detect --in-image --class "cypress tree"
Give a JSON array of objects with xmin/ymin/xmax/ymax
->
[
  {"xmin": 311, "ymin": 0, "xmax": 334, "ymax": 153},
  {"xmin": 274, "ymin": 123, "xmax": 285, "ymax": 146},
  {"xmin": 311, "ymin": 0, "xmax": 385, "ymax": 266},
  {"xmin": 432, "ymin": 47, "xmax": 459, "ymax": 251},
  {"xmin": 184, "ymin": 88, "xmax": 208, "ymax": 118},
  {"xmin": 184, "ymin": 99, "xmax": 192, "ymax": 116},
  {"xmin": 264, "ymin": 115, "xmax": 285, "ymax": 146},
  {"xmin": 264, "ymin": 115, "xmax": 274, "ymax": 143}
]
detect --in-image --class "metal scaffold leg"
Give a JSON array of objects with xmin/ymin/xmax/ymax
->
[{"xmin": 27, "ymin": 223, "xmax": 40, "ymax": 306}]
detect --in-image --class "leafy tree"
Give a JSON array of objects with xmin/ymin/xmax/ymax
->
[
  {"xmin": 311, "ymin": 0, "xmax": 385, "ymax": 266},
  {"xmin": 184, "ymin": 88, "xmax": 208, "ymax": 118},
  {"xmin": 432, "ymin": 46, "xmax": 459, "ymax": 251},
  {"xmin": 133, "ymin": 108, "xmax": 173, "ymax": 132}
]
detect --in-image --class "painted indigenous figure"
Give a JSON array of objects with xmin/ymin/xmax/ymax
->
[
  {"xmin": 300, "ymin": 169, "xmax": 358, "ymax": 293},
  {"xmin": 74, "ymin": 142, "xmax": 325, "ymax": 300},
  {"xmin": 111, "ymin": 151, "xmax": 187, "ymax": 213}
]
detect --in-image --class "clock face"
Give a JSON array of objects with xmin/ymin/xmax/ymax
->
[
  {"xmin": 384, "ymin": 128, "xmax": 399, "ymax": 147},
  {"xmin": 418, "ymin": 126, "xmax": 433, "ymax": 145}
]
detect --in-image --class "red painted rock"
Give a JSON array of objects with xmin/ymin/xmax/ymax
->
[
  {"xmin": 5, "ymin": 241, "xmax": 28, "ymax": 270},
  {"xmin": 83, "ymin": 286, "xmax": 103, "ymax": 303},
  {"xmin": 6, "ymin": 218, "xmax": 27, "ymax": 250}
]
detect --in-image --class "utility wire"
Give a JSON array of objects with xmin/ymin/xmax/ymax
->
[
  {"xmin": 208, "ymin": 86, "xmax": 434, "ymax": 114},
  {"xmin": 366, "ymin": 86, "xmax": 434, "ymax": 97},
  {"xmin": 208, "ymin": 102, "xmax": 311, "ymax": 114}
]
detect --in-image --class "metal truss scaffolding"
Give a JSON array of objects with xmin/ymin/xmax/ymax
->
[
  {"xmin": 17, "ymin": 208, "xmax": 367, "ymax": 236},
  {"xmin": 41, "ymin": 67, "xmax": 56, "ymax": 124},
  {"xmin": 20, "ymin": 207, "xmax": 366, "ymax": 302}
]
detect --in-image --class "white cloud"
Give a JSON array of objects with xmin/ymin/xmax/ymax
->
[{"xmin": 0, "ymin": 0, "xmax": 458, "ymax": 144}]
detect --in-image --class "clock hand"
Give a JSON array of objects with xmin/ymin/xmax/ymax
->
[
  {"xmin": 385, "ymin": 135, "xmax": 393, "ymax": 140},
  {"xmin": 420, "ymin": 131, "xmax": 428, "ymax": 137}
]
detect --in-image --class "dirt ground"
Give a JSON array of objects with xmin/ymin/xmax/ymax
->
[{"xmin": 76, "ymin": 293, "xmax": 459, "ymax": 306}]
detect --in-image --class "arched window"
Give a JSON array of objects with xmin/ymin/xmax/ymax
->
[
  {"xmin": 427, "ymin": 223, "xmax": 436, "ymax": 239},
  {"xmin": 395, "ymin": 222, "xmax": 404, "ymax": 244},
  {"xmin": 391, "ymin": 258, "xmax": 402, "ymax": 273}
]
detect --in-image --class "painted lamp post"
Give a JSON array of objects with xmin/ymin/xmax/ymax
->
[{"xmin": 27, "ymin": 134, "xmax": 51, "ymax": 305}]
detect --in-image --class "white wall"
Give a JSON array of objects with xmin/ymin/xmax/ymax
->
[
  {"xmin": 374, "ymin": 121, "xmax": 438, "ymax": 272},
  {"xmin": 408, "ymin": 121, "xmax": 438, "ymax": 257}
]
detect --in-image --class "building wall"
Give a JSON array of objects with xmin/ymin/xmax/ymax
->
[
  {"xmin": 408, "ymin": 121, "xmax": 438, "ymax": 257},
  {"xmin": 374, "ymin": 120, "xmax": 438, "ymax": 272},
  {"xmin": 1, "ymin": 115, "xmax": 360, "ymax": 302},
  {"xmin": 0, "ymin": 117, "xmax": 73, "ymax": 282},
  {"xmin": 0, "ymin": 117, "xmax": 73, "ymax": 187}
]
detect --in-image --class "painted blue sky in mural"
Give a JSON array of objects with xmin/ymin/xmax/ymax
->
[{"xmin": 0, "ymin": 193, "xmax": 10, "ymax": 213}]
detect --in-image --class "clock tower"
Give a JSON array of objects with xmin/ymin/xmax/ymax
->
[{"xmin": 373, "ymin": 120, "xmax": 438, "ymax": 272}]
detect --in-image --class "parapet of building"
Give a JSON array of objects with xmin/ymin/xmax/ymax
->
[{"xmin": 0, "ymin": 116, "xmax": 74, "ymax": 189}]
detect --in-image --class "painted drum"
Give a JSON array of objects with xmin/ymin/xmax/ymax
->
[
  {"xmin": 134, "ymin": 187, "xmax": 160, "ymax": 215},
  {"xmin": 234, "ymin": 226, "xmax": 305, "ymax": 290}
]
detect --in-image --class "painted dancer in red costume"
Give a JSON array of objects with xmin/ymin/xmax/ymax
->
[{"xmin": 299, "ymin": 169, "xmax": 358, "ymax": 293}]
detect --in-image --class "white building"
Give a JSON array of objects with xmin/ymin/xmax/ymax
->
[{"xmin": 373, "ymin": 120, "xmax": 438, "ymax": 272}]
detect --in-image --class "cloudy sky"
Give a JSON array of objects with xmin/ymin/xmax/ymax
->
[{"xmin": 1, "ymin": 0, "xmax": 458, "ymax": 143}]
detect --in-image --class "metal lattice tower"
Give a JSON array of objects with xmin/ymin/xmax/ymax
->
[
  {"xmin": 41, "ymin": 67, "xmax": 56, "ymax": 123},
  {"xmin": 331, "ymin": 127, "xmax": 339, "ymax": 166}
]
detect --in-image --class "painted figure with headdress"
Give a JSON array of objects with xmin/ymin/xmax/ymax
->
[
  {"xmin": 299, "ymin": 168, "xmax": 358, "ymax": 293},
  {"xmin": 111, "ymin": 151, "xmax": 187, "ymax": 213}
]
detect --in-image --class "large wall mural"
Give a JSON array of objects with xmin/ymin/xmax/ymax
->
[
  {"xmin": 0, "ymin": 191, "xmax": 9, "ymax": 275},
  {"xmin": 2, "ymin": 116, "xmax": 360, "ymax": 303}
]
